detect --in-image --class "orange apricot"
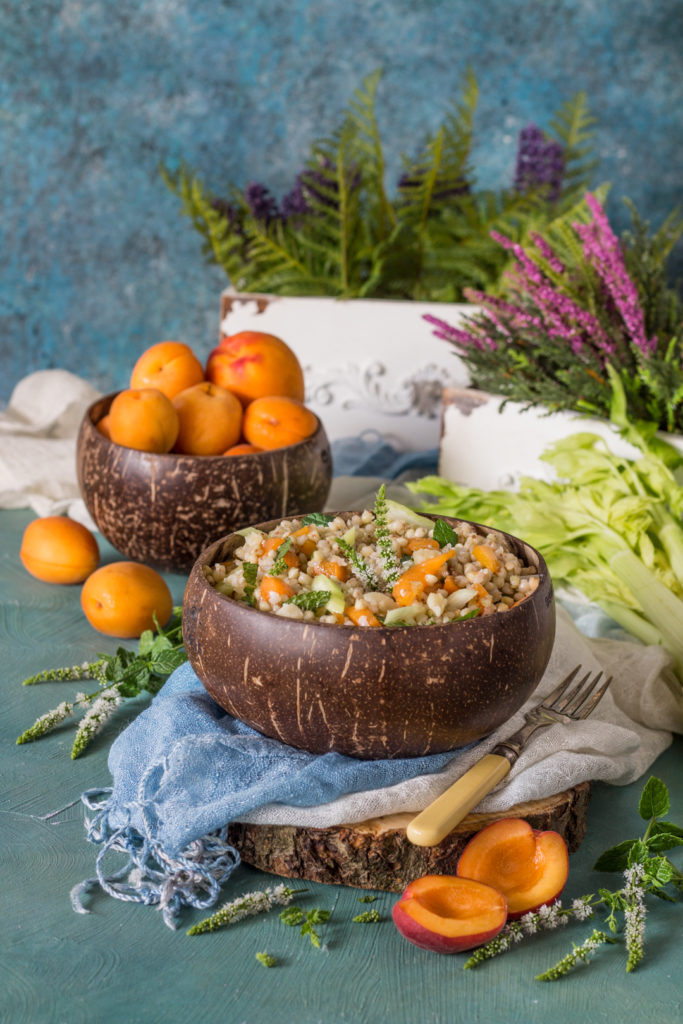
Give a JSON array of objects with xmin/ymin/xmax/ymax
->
[
  {"xmin": 205, "ymin": 331, "xmax": 305, "ymax": 407},
  {"xmin": 96, "ymin": 414, "xmax": 112, "ymax": 439},
  {"xmin": 242, "ymin": 396, "xmax": 318, "ymax": 450},
  {"xmin": 20, "ymin": 516, "xmax": 100, "ymax": 584},
  {"xmin": 172, "ymin": 381, "xmax": 243, "ymax": 456},
  {"xmin": 130, "ymin": 341, "xmax": 205, "ymax": 399},
  {"xmin": 108, "ymin": 388, "xmax": 179, "ymax": 453},
  {"xmin": 223, "ymin": 443, "xmax": 263, "ymax": 456},
  {"xmin": 80, "ymin": 561, "xmax": 173, "ymax": 637}
]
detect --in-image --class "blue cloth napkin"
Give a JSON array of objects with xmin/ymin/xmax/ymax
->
[
  {"xmin": 79, "ymin": 662, "xmax": 468, "ymax": 927},
  {"xmin": 330, "ymin": 432, "xmax": 439, "ymax": 478}
]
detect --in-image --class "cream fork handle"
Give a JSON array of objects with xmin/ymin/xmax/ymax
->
[{"xmin": 405, "ymin": 754, "xmax": 511, "ymax": 847}]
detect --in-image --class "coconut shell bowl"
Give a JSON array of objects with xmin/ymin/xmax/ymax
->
[
  {"xmin": 182, "ymin": 514, "xmax": 556, "ymax": 759},
  {"xmin": 76, "ymin": 393, "xmax": 333, "ymax": 574}
]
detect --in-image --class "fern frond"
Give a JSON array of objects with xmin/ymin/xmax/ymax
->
[
  {"xmin": 548, "ymin": 92, "xmax": 598, "ymax": 197},
  {"xmin": 345, "ymin": 68, "xmax": 396, "ymax": 242}
]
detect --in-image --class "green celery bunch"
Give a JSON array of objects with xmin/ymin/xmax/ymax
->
[{"xmin": 409, "ymin": 408, "xmax": 683, "ymax": 685}]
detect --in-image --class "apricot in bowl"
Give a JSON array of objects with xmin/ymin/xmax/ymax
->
[{"xmin": 76, "ymin": 392, "xmax": 332, "ymax": 574}]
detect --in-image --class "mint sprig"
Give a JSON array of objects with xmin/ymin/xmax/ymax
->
[
  {"xmin": 301, "ymin": 513, "xmax": 333, "ymax": 526},
  {"xmin": 16, "ymin": 608, "xmax": 188, "ymax": 759},
  {"xmin": 280, "ymin": 906, "xmax": 331, "ymax": 948},
  {"xmin": 374, "ymin": 485, "xmax": 401, "ymax": 586},
  {"xmin": 284, "ymin": 591, "xmax": 331, "ymax": 611},
  {"xmin": 242, "ymin": 561, "xmax": 258, "ymax": 605},
  {"xmin": 271, "ymin": 538, "xmax": 294, "ymax": 576}
]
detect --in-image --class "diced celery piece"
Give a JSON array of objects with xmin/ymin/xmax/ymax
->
[
  {"xmin": 385, "ymin": 499, "xmax": 434, "ymax": 529},
  {"xmin": 383, "ymin": 605, "xmax": 423, "ymax": 626},
  {"xmin": 311, "ymin": 574, "xmax": 345, "ymax": 615}
]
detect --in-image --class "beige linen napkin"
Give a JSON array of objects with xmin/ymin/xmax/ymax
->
[{"xmin": 0, "ymin": 370, "xmax": 99, "ymax": 526}]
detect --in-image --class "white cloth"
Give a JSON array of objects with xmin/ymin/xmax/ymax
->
[
  {"xmin": 0, "ymin": 370, "xmax": 100, "ymax": 526},
  {"xmin": 2, "ymin": 370, "xmax": 681, "ymax": 825}
]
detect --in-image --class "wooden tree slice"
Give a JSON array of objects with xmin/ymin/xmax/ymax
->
[{"xmin": 227, "ymin": 782, "xmax": 591, "ymax": 892}]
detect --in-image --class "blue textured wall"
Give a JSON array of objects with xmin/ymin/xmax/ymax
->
[{"xmin": 1, "ymin": 0, "xmax": 681, "ymax": 401}]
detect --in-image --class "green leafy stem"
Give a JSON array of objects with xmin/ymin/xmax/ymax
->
[{"xmin": 16, "ymin": 608, "xmax": 187, "ymax": 759}]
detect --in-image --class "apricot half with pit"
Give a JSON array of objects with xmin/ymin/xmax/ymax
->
[
  {"xmin": 456, "ymin": 817, "xmax": 569, "ymax": 919},
  {"xmin": 391, "ymin": 875, "xmax": 507, "ymax": 954}
]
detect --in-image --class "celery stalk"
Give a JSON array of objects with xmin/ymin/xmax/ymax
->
[{"xmin": 609, "ymin": 549, "xmax": 683, "ymax": 681}]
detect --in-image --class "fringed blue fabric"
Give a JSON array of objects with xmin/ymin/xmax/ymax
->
[{"xmin": 76, "ymin": 662, "xmax": 470, "ymax": 928}]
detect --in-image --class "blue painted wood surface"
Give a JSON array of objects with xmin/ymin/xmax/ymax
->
[
  {"xmin": 1, "ymin": 507, "xmax": 681, "ymax": 1023},
  {"xmin": 1, "ymin": 1, "xmax": 682, "ymax": 402}
]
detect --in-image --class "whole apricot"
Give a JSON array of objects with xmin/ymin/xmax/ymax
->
[
  {"xmin": 96, "ymin": 413, "xmax": 112, "ymax": 439},
  {"xmin": 130, "ymin": 340, "xmax": 205, "ymax": 399},
  {"xmin": 205, "ymin": 331, "xmax": 305, "ymax": 406},
  {"xmin": 223, "ymin": 443, "xmax": 263, "ymax": 456},
  {"xmin": 81, "ymin": 561, "xmax": 173, "ymax": 637},
  {"xmin": 20, "ymin": 516, "xmax": 100, "ymax": 584},
  {"xmin": 172, "ymin": 381, "xmax": 243, "ymax": 455},
  {"xmin": 109, "ymin": 388, "xmax": 179, "ymax": 453},
  {"xmin": 242, "ymin": 395, "xmax": 318, "ymax": 450}
]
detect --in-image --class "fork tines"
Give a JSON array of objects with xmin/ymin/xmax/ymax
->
[{"xmin": 541, "ymin": 665, "xmax": 613, "ymax": 720}]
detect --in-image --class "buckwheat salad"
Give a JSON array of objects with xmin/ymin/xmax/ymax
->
[{"xmin": 204, "ymin": 487, "xmax": 541, "ymax": 627}]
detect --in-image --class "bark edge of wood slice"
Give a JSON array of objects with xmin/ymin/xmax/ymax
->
[{"xmin": 227, "ymin": 782, "xmax": 591, "ymax": 892}]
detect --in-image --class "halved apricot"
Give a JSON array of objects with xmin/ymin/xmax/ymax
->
[
  {"xmin": 456, "ymin": 818, "xmax": 569, "ymax": 919},
  {"xmin": 392, "ymin": 874, "xmax": 507, "ymax": 953}
]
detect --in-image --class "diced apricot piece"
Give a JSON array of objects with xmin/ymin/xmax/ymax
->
[
  {"xmin": 262, "ymin": 536, "xmax": 298, "ymax": 568},
  {"xmin": 259, "ymin": 575, "xmax": 295, "ymax": 603},
  {"xmin": 392, "ymin": 875, "xmax": 507, "ymax": 954},
  {"xmin": 346, "ymin": 606, "xmax": 381, "ymax": 627},
  {"xmin": 310, "ymin": 560, "xmax": 350, "ymax": 582},
  {"xmin": 472, "ymin": 544, "xmax": 501, "ymax": 573},
  {"xmin": 456, "ymin": 818, "xmax": 569, "ymax": 919},
  {"xmin": 293, "ymin": 526, "xmax": 316, "ymax": 558},
  {"xmin": 392, "ymin": 550, "xmax": 453, "ymax": 606},
  {"xmin": 404, "ymin": 537, "xmax": 440, "ymax": 553}
]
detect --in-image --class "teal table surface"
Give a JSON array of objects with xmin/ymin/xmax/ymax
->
[{"xmin": 2, "ymin": 507, "xmax": 681, "ymax": 1024}]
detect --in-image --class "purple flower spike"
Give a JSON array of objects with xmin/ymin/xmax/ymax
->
[
  {"xmin": 280, "ymin": 174, "xmax": 310, "ymax": 220},
  {"xmin": 514, "ymin": 124, "xmax": 565, "ymax": 202},
  {"xmin": 245, "ymin": 182, "xmax": 280, "ymax": 225},
  {"xmin": 575, "ymin": 194, "xmax": 658, "ymax": 357}
]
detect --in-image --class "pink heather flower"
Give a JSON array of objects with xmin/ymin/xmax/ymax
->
[
  {"xmin": 575, "ymin": 194, "xmax": 658, "ymax": 357},
  {"xmin": 531, "ymin": 232, "xmax": 565, "ymax": 275}
]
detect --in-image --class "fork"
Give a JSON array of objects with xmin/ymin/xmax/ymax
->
[{"xmin": 405, "ymin": 665, "xmax": 613, "ymax": 847}]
